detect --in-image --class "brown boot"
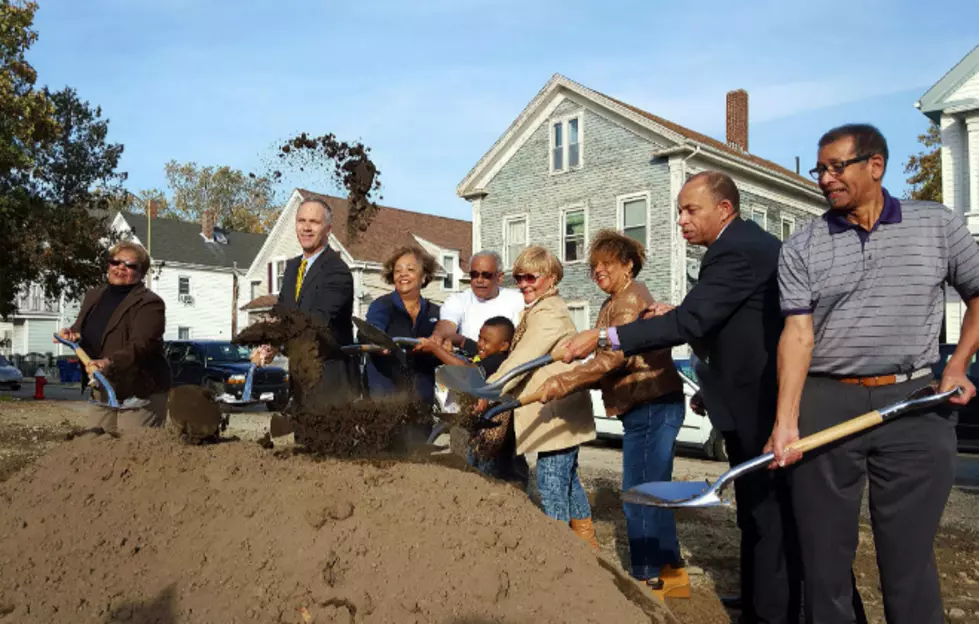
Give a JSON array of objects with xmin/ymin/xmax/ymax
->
[{"xmin": 570, "ymin": 517, "xmax": 600, "ymax": 551}]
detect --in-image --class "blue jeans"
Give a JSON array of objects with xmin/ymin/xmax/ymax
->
[
  {"xmin": 536, "ymin": 446, "xmax": 591, "ymax": 523},
  {"xmin": 621, "ymin": 396, "xmax": 684, "ymax": 580}
]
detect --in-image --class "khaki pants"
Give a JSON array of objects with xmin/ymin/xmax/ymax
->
[{"xmin": 86, "ymin": 390, "xmax": 169, "ymax": 432}]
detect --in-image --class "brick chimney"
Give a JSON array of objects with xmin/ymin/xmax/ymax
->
[
  {"xmin": 726, "ymin": 89, "xmax": 748, "ymax": 152},
  {"xmin": 201, "ymin": 209, "xmax": 216, "ymax": 241}
]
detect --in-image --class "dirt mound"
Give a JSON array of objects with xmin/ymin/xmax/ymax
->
[{"xmin": 0, "ymin": 431, "xmax": 677, "ymax": 623}]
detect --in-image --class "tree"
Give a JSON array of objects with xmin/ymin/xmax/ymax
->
[
  {"xmin": 0, "ymin": 2, "xmax": 122, "ymax": 319},
  {"xmin": 154, "ymin": 161, "xmax": 280, "ymax": 234},
  {"xmin": 903, "ymin": 122, "xmax": 942, "ymax": 203}
]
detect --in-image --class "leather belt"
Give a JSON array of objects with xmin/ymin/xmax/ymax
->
[{"xmin": 837, "ymin": 368, "xmax": 932, "ymax": 388}]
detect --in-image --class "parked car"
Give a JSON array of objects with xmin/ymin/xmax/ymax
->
[
  {"xmin": 0, "ymin": 354, "xmax": 24, "ymax": 391},
  {"xmin": 593, "ymin": 358, "xmax": 727, "ymax": 461},
  {"xmin": 931, "ymin": 343, "xmax": 979, "ymax": 453},
  {"xmin": 164, "ymin": 340, "xmax": 289, "ymax": 411}
]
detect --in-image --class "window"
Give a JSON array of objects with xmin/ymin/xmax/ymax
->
[
  {"xmin": 178, "ymin": 276, "xmax": 190, "ymax": 296},
  {"xmin": 442, "ymin": 254, "xmax": 456, "ymax": 290},
  {"xmin": 781, "ymin": 215, "xmax": 796, "ymax": 241},
  {"xmin": 275, "ymin": 260, "xmax": 287, "ymax": 294},
  {"xmin": 177, "ymin": 327, "xmax": 190, "ymax": 340},
  {"xmin": 552, "ymin": 122, "xmax": 563, "ymax": 171},
  {"xmin": 619, "ymin": 195, "xmax": 648, "ymax": 246},
  {"xmin": 551, "ymin": 115, "xmax": 582, "ymax": 173},
  {"xmin": 250, "ymin": 281, "xmax": 262, "ymax": 301},
  {"xmin": 567, "ymin": 303, "xmax": 590, "ymax": 331},
  {"xmin": 563, "ymin": 208, "xmax": 586, "ymax": 263},
  {"xmin": 503, "ymin": 216, "xmax": 528, "ymax": 267},
  {"xmin": 749, "ymin": 207, "xmax": 768, "ymax": 230}
]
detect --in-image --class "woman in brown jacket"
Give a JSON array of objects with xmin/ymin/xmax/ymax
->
[
  {"xmin": 57, "ymin": 241, "xmax": 170, "ymax": 431},
  {"xmin": 540, "ymin": 230, "xmax": 686, "ymax": 595}
]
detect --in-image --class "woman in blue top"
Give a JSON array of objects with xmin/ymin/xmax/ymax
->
[{"xmin": 364, "ymin": 245, "xmax": 442, "ymax": 404}]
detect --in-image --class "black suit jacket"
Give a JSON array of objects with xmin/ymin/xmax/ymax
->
[
  {"xmin": 277, "ymin": 247, "xmax": 357, "ymax": 401},
  {"xmin": 618, "ymin": 218, "xmax": 783, "ymax": 451}
]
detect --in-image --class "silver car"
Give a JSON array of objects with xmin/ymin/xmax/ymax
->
[{"xmin": 0, "ymin": 354, "xmax": 23, "ymax": 390}]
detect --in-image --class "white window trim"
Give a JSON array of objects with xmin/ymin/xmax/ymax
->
[
  {"xmin": 549, "ymin": 113, "xmax": 584, "ymax": 175},
  {"xmin": 502, "ymin": 214, "xmax": 530, "ymax": 269},
  {"xmin": 615, "ymin": 191, "xmax": 652, "ymax": 251},
  {"xmin": 560, "ymin": 204, "xmax": 589, "ymax": 265},
  {"xmin": 566, "ymin": 301, "xmax": 591, "ymax": 332},
  {"xmin": 272, "ymin": 256, "xmax": 288, "ymax": 295},
  {"xmin": 440, "ymin": 251, "xmax": 460, "ymax": 291},
  {"xmin": 177, "ymin": 326, "xmax": 192, "ymax": 340},
  {"xmin": 750, "ymin": 207, "xmax": 768, "ymax": 231},
  {"xmin": 780, "ymin": 214, "xmax": 796, "ymax": 240},
  {"xmin": 177, "ymin": 275, "xmax": 192, "ymax": 296}
]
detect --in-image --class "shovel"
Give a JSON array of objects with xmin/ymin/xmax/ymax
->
[
  {"xmin": 53, "ymin": 333, "xmax": 149, "ymax": 411},
  {"xmin": 213, "ymin": 363, "xmax": 268, "ymax": 407},
  {"xmin": 623, "ymin": 384, "xmax": 962, "ymax": 509},
  {"xmin": 352, "ymin": 318, "xmax": 408, "ymax": 367},
  {"xmin": 435, "ymin": 343, "xmax": 568, "ymax": 400}
]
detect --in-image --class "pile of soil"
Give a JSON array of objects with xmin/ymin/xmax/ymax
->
[{"xmin": 0, "ymin": 431, "xmax": 677, "ymax": 623}]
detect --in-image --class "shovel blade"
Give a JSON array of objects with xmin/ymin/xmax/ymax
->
[
  {"xmin": 623, "ymin": 480, "xmax": 725, "ymax": 508},
  {"xmin": 435, "ymin": 365, "xmax": 488, "ymax": 394}
]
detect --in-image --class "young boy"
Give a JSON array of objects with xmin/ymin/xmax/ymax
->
[{"xmin": 415, "ymin": 317, "xmax": 527, "ymax": 485}]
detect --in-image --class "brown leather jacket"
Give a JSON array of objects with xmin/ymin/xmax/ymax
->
[
  {"xmin": 71, "ymin": 284, "xmax": 171, "ymax": 399},
  {"xmin": 548, "ymin": 281, "xmax": 682, "ymax": 417}
]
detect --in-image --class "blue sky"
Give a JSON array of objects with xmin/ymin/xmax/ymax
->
[{"xmin": 28, "ymin": 0, "xmax": 979, "ymax": 221}]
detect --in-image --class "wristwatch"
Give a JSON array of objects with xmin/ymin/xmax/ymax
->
[{"xmin": 597, "ymin": 328, "xmax": 609, "ymax": 350}]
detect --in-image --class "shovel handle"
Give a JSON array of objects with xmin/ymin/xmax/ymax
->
[{"xmin": 786, "ymin": 410, "xmax": 883, "ymax": 455}]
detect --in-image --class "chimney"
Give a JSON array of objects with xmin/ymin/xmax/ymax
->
[
  {"xmin": 147, "ymin": 199, "xmax": 160, "ymax": 219},
  {"xmin": 726, "ymin": 89, "xmax": 748, "ymax": 152},
  {"xmin": 201, "ymin": 209, "xmax": 216, "ymax": 241}
]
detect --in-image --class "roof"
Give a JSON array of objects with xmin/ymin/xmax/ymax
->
[
  {"xmin": 119, "ymin": 212, "xmax": 267, "ymax": 270},
  {"xmin": 296, "ymin": 190, "xmax": 472, "ymax": 267},
  {"xmin": 241, "ymin": 294, "xmax": 277, "ymax": 310},
  {"xmin": 457, "ymin": 74, "xmax": 818, "ymax": 196},
  {"xmin": 917, "ymin": 45, "xmax": 979, "ymax": 122},
  {"xmin": 598, "ymin": 91, "xmax": 816, "ymax": 187}
]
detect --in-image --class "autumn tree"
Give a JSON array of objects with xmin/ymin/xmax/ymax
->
[
  {"xmin": 0, "ymin": 2, "xmax": 123, "ymax": 318},
  {"xmin": 146, "ymin": 161, "xmax": 280, "ymax": 233},
  {"xmin": 903, "ymin": 122, "xmax": 942, "ymax": 203}
]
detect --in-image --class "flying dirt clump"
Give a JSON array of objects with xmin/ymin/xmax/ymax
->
[{"xmin": 261, "ymin": 132, "xmax": 382, "ymax": 241}]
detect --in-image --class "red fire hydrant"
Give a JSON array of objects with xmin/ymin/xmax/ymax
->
[{"xmin": 34, "ymin": 367, "xmax": 47, "ymax": 400}]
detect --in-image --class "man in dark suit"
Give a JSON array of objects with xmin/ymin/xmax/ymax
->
[
  {"xmin": 564, "ymin": 171, "xmax": 800, "ymax": 624},
  {"xmin": 253, "ymin": 197, "xmax": 357, "ymax": 406}
]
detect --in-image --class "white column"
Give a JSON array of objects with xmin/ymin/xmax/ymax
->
[
  {"xmin": 940, "ymin": 114, "xmax": 963, "ymax": 216},
  {"xmin": 667, "ymin": 155, "xmax": 687, "ymax": 306},
  {"xmin": 967, "ymin": 114, "xmax": 979, "ymax": 236},
  {"xmin": 470, "ymin": 197, "xmax": 482, "ymax": 255}
]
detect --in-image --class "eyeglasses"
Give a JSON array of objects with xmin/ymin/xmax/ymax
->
[
  {"xmin": 513, "ymin": 273, "xmax": 541, "ymax": 284},
  {"xmin": 469, "ymin": 270, "xmax": 498, "ymax": 280},
  {"xmin": 109, "ymin": 259, "xmax": 140, "ymax": 271},
  {"xmin": 809, "ymin": 154, "xmax": 873, "ymax": 180}
]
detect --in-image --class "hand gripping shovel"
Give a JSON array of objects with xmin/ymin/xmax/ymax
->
[
  {"xmin": 53, "ymin": 333, "xmax": 149, "ymax": 411},
  {"xmin": 623, "ymin": 384, "xmax": 962, "ymax": 509}
]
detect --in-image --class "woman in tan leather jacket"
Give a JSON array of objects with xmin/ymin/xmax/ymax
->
[
  {"xmin": 481, "ymin": 246, "xmax": 597, "ymax": 542},
  {"xmin": 540, "ymin": 230, "xmax": 686, "ymax": 595}
]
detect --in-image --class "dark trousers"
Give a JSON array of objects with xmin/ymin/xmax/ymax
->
[
  {"xmin": 790, "ymin": 376, "xmax": 956, "ymax": 624},
  {"xmin": 723, "ymin": 430, "xmax": 802, "ymax": 624}
]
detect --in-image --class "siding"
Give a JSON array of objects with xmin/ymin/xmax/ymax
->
[
  {"xmin": 479, "ymin": 98, "xmax": 674, "ymax": 325},
  {"xmin": 150, "ymin": 265, "xmax": 236, "ymax": 340},
  {"xmin": 950, "ymin": 72, "xmax": 979, "ymax": 102},
  {"xmin": 26, "ymin": 319, "xmax": 57, "ymax": 354}
]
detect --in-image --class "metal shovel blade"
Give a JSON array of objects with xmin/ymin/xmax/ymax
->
[
  {"xmin": 623, "ymin": 480, "xmax": 723, "ymax": 508},
  {"xmin": 435, "ymin": 365, "xmax": 501, "ymax": 399},
  {"xmin": 352, "ymin": 318, "xmax": 407, "ymax": 368}
]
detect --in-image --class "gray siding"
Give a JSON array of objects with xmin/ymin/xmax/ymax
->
[{"xmin": 481, "ymin": 100, "xmax": 675, "ymax": 324}]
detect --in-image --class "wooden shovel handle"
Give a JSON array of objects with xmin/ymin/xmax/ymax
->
[
  {"xmin": 519, "ymin": 387, "xmax": 548, "ymax": 407},
  {"xmin": 786, "ymin": 410, "xmax": 883, "ymax": 455},
  {"xmin": 73, "ymin": 345, "xmax": 95, "ymax": 368}
]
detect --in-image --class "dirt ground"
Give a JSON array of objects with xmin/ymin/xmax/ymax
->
[{"xmin": 3, "ymin": 398, "xmax": 979, "ymax": 623}]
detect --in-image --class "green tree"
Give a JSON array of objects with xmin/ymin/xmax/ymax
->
[
  {"xmin": 157, "ymin": 161, "xmax": 280, "ymax": 233},
  {"xmin": 903, "ymin": 122, "xmax": 942, "ymax": 203}
]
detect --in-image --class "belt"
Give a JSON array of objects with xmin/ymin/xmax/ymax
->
[{"xmin": 837, "ymin": 368, "xmax": 932, "ymax": 388}]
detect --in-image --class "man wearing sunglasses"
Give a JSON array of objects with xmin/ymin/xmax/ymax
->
[
  {"xmin": 769, "ymin": 124, "xmax": 979, "ymax": 624},
  {"xmin": 432, "ymin": 250, "xmax": 524, "ymax": 354}
]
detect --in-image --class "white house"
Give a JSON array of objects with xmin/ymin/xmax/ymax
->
[
  {"xmin": 916, "ymin": 44, "xmax": 979, "ymax": 343},
  {"xmin": 0, "ymin": 286, "xmax": 81, "ymax": 357},
  {"xmin": 111, "ymin": 210, "xmax": 267, "ymax": 341},
  {"xmin": 238, "ymin": 189, "xmax": 472, "ymax": 327}
]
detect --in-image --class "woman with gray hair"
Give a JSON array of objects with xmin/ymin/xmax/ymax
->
[{"xmin": 56, "ymin": 241, "xmax": 170, "ymax": 431}]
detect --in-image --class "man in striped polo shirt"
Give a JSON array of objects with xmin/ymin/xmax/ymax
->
[{"xmin": 770, "ymin": 123, "xmax": 979, "ymax": 624}]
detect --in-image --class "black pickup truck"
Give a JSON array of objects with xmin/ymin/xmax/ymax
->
[{"xmin": 164, "ymin": 340, "xmax": 289, "ymax": 411}]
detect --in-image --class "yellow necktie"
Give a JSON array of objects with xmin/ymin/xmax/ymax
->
[{"xmin": 295, "ymin": 258, "xmax": 308, "ymax": 301}]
